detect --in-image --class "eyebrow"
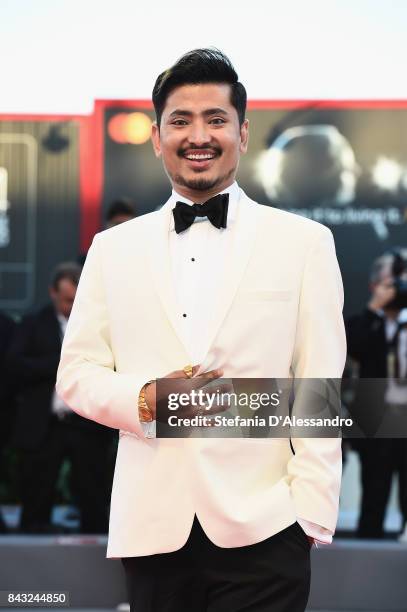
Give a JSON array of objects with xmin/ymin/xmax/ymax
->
[{"xmin": 168, "ymin": 107, "xmax": 229, "ymax": 119}]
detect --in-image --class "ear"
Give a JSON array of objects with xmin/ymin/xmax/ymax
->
[
  {"xmin": 151, "ymin": 121, "xmax": 162, "ymax": 158},
  {"xmin": 239, "ymin": 118, "xmax": 249, "ymax": 154}
]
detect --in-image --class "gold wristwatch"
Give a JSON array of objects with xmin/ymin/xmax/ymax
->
[{"xmin": 138, "ymin": 380, "xmax": 154, "ymax": 422}]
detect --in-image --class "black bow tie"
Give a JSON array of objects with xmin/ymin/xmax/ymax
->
[{"xmin": 173, "ymin": 193, "xmax": 229, "ymax": 234}]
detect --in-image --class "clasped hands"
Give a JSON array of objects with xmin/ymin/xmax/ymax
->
[{"xmin": 142, "ymin": 365, "xmax": 233, "ymax": 423}]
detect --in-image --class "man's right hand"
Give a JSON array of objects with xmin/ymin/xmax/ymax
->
[{"xmin": 142, "ymin": 365, "xmax": 231, "ymax": 421}]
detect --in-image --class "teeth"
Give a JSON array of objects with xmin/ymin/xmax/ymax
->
[{"xmin": 185, "ymin": 153, "xmax": 215, "ymax": 160}]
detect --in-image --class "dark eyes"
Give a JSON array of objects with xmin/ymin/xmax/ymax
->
[{"xmin": 171, "ymin": 118, "xmax": 226, "ymax": 126}]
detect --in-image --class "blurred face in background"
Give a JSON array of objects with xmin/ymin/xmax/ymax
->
[
  {"xmin": 151, "ymin": 83, "xmax": 248, "ymax": 202},
  {"xmin": 106, "ymin": 213, "xmax": 134, "ymax": 229},
  {"xmin": 49, "ymin": 278, "xmax": 77, "ymax": 319}
]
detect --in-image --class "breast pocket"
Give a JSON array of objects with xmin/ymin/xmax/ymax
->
[{"xmin": 237, "ymin": 290, "xmax": 293, "ymax": 303}]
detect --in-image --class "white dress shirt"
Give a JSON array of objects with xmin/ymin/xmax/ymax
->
[
  {"xmin": 146, "ymin": 181, "xmax": 332, "ymax": 545},
  {"xmin": 384, "ymin": 309, "xmax": 407, "ymax": 378},
  {"xmin": 383, "ymin": 309, "xmax": 407, "ymax": 404},
  {"xmin": 51, "ymin": 313, "xmax": 72, "ymax": 418},
  {"xmin": 169, "ymin": 181, "xmax": 240, "ymax": 363}
]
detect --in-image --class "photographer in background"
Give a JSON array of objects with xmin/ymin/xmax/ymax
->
[{"xmin": 346, "ymin": 249, "xmax": 407, "ymax": 539}]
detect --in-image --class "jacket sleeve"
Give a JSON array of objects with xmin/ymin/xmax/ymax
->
[
  {"xmin": 56, "ymin": 234, "xmax": 147, "ymax": 437},
  {"xmin": 287, "ymin": 226, "xmax": 346, "ymax": 532}
]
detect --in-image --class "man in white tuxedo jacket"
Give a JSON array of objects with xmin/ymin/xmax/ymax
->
[{"xmin": 57, "ymin": 49, "xmax": 346, "ymax": 612}]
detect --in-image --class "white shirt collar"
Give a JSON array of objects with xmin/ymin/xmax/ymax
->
[
  {"xmin": 57, "ymin": 313, "xmax": 68, "ymax": 331},
  {"xmin": 382, "ymin": 308, "xmax": 407, "ymax": 324},
  {"xmin": 168, "ymin": 181, "xmax": 241, "ymax": 232},
  {"xmin": 398, "ymin": 309, "xmax": 407, "ymax": 325}
]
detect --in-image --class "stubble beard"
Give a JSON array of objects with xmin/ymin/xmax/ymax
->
[{"xmin": 171, "ymin": 166, "xmax": 236, "ymax": 193}]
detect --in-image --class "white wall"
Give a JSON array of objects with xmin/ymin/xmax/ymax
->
[{"xmin": 1, "ymin": 0, "xmax": 406, "ymax": 114}]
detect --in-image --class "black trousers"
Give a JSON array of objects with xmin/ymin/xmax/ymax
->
[
  {"xmin": 19, "ymin": 416, "xmax": 114, "ymax": 533},
  {"xmin": 122, "ymin": 516, "xmax": 311, "ymax": 612},
  {"xmin": 356, "ymin": 438, "xmax": 407, "ymax": 538}
]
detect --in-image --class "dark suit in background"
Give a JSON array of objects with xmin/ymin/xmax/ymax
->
[
  {"xmin": 346, "ymin": 308, "xmax": 407, "ymax": 538},
  {"xmin": 6, "ymin": 304, "xmax": 115, "ymax": 533}
]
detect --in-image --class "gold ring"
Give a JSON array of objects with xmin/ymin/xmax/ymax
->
[{"xmin": 183, "ymin": 364, "xmax": 193, "ymax": 378}]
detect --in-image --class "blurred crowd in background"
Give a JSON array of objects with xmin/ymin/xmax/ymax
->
[
  {"xmin": 1, "ymin": 195, "xmax": 407, "ymax": 540},
  {"xmin": 0, "ymin": 199, "xmax": 136, "ymax": 534}
]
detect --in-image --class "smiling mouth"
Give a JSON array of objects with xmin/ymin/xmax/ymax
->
[
  {"xmin": 181, "ymin": 149, "xmax": 220, "ymax": 163},
  {"xmin": 184, "ymin": 153, "xmax": 216, "ymax": 160}
]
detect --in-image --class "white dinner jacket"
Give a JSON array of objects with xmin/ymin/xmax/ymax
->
[{"xmin": 56, "ymin": 190, "xmax": 346, "ymax": 558}]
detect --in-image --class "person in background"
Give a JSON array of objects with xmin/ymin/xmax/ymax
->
[
  {"xmin": 6, "ymin": 263, "xmax": 113, "ymax": 534},
  {"xmin": 0, "ymin": 312, "xmax": 16, "ymax": 532},
  {"xmin": 346, "ymin": 250, "xmax": 407, "ymax": 539},
  {"xmin": 78, "ymin": 198, "xmax": 137, "ymax": 266},
  {"xmin": 105, "ymin": 198, "xmax": 136, "ymax": 228}
]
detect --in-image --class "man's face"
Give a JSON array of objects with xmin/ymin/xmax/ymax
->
[
  {"xmin": 49, "ymin": 279, "xmax": 77, "ymax": 318},
  {"xmin": 151, "ymin": 83, "xmax": 248, "ymax": 200}
]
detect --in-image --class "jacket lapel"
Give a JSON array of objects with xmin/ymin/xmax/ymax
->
[
  {"xmin": 145, "ymin": 201, "xmax": 191, "ymax": 361},
  {"xmin": 145, "ymin": 191, "xmax": 261, "ymax": 366},
  {"xmin": 201, "ymin": 192, "xmax": 261, "ymax": 361}
]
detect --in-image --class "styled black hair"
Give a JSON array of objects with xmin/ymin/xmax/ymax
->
[
  {"xmin": 106, "ymin": 198, "xmax": 136, "ymax": 221},
  {"xmin": 51, "ymin": 262, "xmax": 82, "ymax": 290},
  {"xmin": 152, "ymin": 48, "xmax": 247, "ymax": 127}
]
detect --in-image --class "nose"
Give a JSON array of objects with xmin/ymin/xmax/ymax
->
[{"xmin": 187, "ymin": 119, "xmax": 210, "ymax": 147}]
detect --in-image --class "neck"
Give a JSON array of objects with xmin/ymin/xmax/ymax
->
[{"xmin": 173, "ymin": 178, "xmax": 235, "ymax": 203}]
